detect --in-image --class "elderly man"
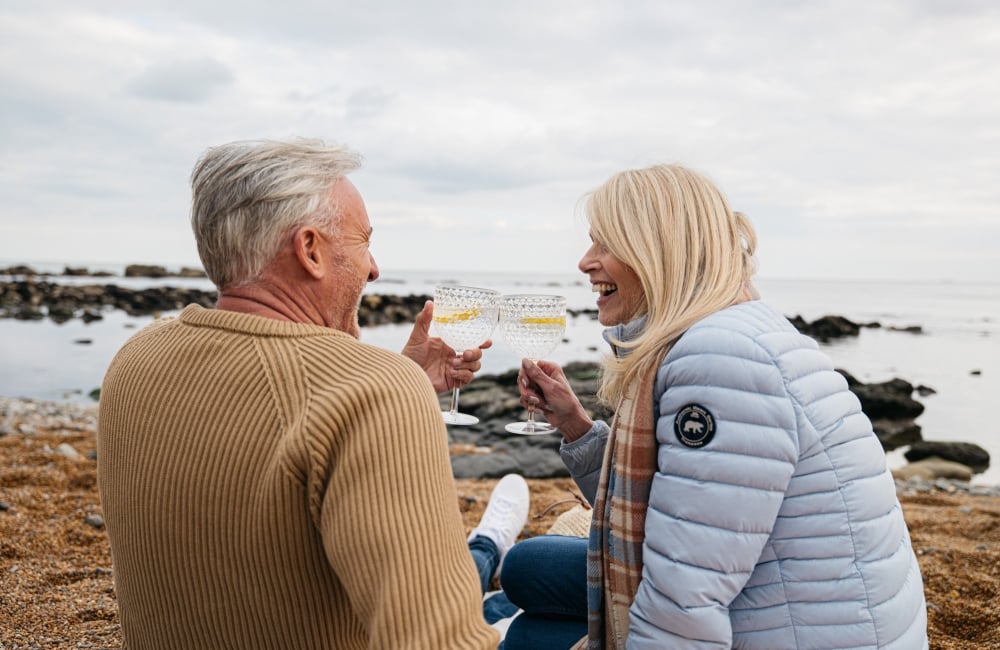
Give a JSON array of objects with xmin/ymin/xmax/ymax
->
[{"xmin": 97, "ymin": 139, "xmax": 525, "ymax": 649}]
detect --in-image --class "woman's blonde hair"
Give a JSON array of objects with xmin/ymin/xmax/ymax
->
[{"xmin": 585, "ymin": 164, "xmax": 758, "ymax": 406}]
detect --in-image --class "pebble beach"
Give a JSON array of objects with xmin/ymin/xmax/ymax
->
[{"xmin": 1, "ymin": 396, "xmax": 999, "ymax": 648}]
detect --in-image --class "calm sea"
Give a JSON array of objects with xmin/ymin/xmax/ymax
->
[{"xmin": 2, "ymin": 265, "xmax": 997, "ymax": 484}]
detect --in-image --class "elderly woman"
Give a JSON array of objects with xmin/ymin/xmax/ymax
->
[{"xmin": 499, "ymin": 164, "xmax": 928, "ymax": 649}]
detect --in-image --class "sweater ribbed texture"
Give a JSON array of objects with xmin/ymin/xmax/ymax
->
[{"xmin": 97, "ymin": 304, "xmax": 498, "ymax": 649}]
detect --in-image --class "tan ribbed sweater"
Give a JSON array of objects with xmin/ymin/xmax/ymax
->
[{"xmin": 97, "ymin": 304, "xmax": 498, "ymax": 649}]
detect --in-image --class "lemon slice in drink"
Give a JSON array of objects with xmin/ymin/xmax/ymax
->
[
  {"xmin": 520, "ymin": 316, "xmax": 566, "ymax": 326},
  {"xmin": 433, "ymin": 308, "xmax": 482, "ymax": 324}
]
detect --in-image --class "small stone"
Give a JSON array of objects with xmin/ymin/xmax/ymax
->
[
  {"xmin": 55, "ymin": 443, "xmax": 81, "ymax": 460},
  {"xmin": 959, "ymin": 506, "xmax": 973, "ymax": 515},
  {"xmin": 0, "ymin": 501, "xmax": 9, "ymax": 511},
  {"xmin": 976, "ymin": 545, "xmax": 988, "ymax": 552},
  {"xmin": 84, "ymin": 514, "xmax": 105, "ymax": 529}
]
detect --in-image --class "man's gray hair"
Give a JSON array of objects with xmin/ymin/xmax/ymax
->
[{"xmin": 190, "ymin": 138, "xmax": 363, "ymax": 290}]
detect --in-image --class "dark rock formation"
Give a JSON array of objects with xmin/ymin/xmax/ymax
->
[
  {"xmin": 789, "ymin": 314, "xmax": 862, "ymax": 341},
  {"xmin": 0, "ymin": 280, "xmax": 217, "ymax": 320},
  {"xmin": 904, "ymin": 441, "xmax": 990, "ymax": 473},
  {"xmin": 871, "ymin": 418, "xmax": 923, "ymax": 451},
  {"xmin": 0, "ymin": 265, "xmax": 40, "ymax": 276},
  {"xmin": 358, "ymin": 294, "xmax": 432, "ymax": 326},
  {"xmin": 124, "ymin": 264, "xmax": 170, "ymax": 278},
  {"xmin": 444, "ymin": 362, "xmax": 612, "ymax": 479},
  {"xmin": 837, "ymin": 370, "xmax": 925, "ymax": 419},
  {"xmin": 0, "ymin": 278, "xmax": 432, "ymax": 326}
]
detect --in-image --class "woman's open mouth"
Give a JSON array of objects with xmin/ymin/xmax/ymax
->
[{"xmin": 593, "ymin": 282, "xmax": 617, "ymax": 297}]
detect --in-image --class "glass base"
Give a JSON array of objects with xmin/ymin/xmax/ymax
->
[
  {"xmin": 443, "ymin": 411, "xmax": 479, "ymax": 426},
  {"xmin": 505, "ymin": 421, "xmax": 557, "ymax": 435}
]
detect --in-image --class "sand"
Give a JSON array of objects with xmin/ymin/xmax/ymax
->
[{"xmin": 1, "ymin": 400, "xmax": 998, "ymax": 649}]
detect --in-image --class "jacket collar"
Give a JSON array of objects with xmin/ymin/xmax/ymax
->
[{"xmin": 602, "ymin": 314, "xmax": 647, "ymax": 358}]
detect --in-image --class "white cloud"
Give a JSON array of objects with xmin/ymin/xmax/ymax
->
[
  {"xmin": 0, "ymin": 0, "xmax": 998, "ymax": 280},
  {"xmin": 127, "ymin": 58, "xmax": 235, "ymax": 103}
]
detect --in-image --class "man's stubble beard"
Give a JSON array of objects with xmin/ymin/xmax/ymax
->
[{"xmin": 329, "ymin": 256, "xmax": 366, "ymax": 338}]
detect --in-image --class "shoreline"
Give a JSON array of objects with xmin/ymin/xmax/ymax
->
[{"xmin": 1, "ymin": 395, "xmax": 999, "ymax": 648}]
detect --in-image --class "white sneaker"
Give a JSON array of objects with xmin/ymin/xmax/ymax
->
[{"xmin": 468, "ymin": 474, "xmax": 530, "ymax": 570}]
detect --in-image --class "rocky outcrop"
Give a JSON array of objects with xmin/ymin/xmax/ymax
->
[
  {"xmin": 904, "ymin": 441, "xmax": 991, "ymax": 473},
  {"xmin": 444, "ymin": 362, "xmax": 612, "ymax": 479},
  {"xmin": 0, "ymin": 278, "xmax": 431, "ymax": 326},
  {"xmin": 0, "ymin": 280, "xmax": 217, "ymax": 322},
  {"xmin": 788, "ymin": 314, "xmax": 879, "ymax": 341},
  {"xmin": 122, "ymin": 265, "xmax": 206, "ymax": 279}
]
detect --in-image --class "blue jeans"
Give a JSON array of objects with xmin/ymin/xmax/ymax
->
[
  {"xmin": 498, "ymin": 535, "xmax": 589, "ymax": 650},
  {"xmin": 469, "ymin": 535, "xmax": 521, "ymax": 625}
]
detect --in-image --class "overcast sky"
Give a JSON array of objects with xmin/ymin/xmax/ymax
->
[{"xmin": 1, "ymin": 1, "xmax": 998, "ymax": 282}]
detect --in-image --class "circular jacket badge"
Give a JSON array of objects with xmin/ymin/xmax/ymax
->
[{"xmin": 674, "ymin": 404, "xmax": 716, "ymax": 448}]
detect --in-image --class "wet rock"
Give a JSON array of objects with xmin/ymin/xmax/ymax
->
[
  {"xmin": 0, "ymin": 279, "xmax": 219, "ymax": 320},
  {"xmin": 789, "ymin": 314, "xmax": 862, "ymax": 341},
  {"xmin": 838, "ymin": 371, "xmax": 925, "ymax": 419},
  {"xmin": 888, "ymin": 325, "xmax": 924, "ymax": 334},
  {"xmin": 0, "ymin": 265, "xmax": 39, "ymax": 276},
  {"xmin": 441, "ymin": 362, "xmax": 613, "ymax": 478},
  {"xmin": 872, "ymin": 419, "xmax": 923, "ymax": 451},
  {"xmin": 124, "ymin": 264, "xmax": 169, "ymax": 278},
  {"xmin": 904, "ymin": 441, "xmax": 990, "ymax": 473}
]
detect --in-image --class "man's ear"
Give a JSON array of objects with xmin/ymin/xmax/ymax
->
[{"xmin": 292, "ymin": 226, "xmax": 325, "ymax": 279}]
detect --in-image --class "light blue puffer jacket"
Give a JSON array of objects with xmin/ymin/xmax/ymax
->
[{"xmin": 561, "ymin": 300, "xmax": 928, "ymax": 649}]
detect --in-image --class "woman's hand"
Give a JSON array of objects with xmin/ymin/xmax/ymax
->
[{"xmin": 518, "ymin": 359, "xmax": 593, "ymax": 442}]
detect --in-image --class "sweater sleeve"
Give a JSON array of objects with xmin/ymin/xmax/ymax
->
[
  {"xmin": 311, "ymin": 357, "xmax": 497, "ymax": 650},
  {"xmin": 627, "ymin": 324, "xmax": 800, "ymax": 649}
]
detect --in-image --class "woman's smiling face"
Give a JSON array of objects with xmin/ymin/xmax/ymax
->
[{"xmin": 578, "ymin": 233, "xmax": 645, "ymax": 326}]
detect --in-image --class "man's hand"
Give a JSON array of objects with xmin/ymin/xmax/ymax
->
[{"xmin": 402, "ymin": 300, "xmax": 492, "ymax": 394}]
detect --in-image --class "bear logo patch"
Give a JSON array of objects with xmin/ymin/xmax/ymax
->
[{"xmin": 673, "ymin": 404, "xmax": 716, "ymax": 448}]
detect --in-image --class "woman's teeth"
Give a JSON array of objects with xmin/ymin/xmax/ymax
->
[{"xmin": 593, "ymin": 283, "xmax": 617, "ymax": 297}]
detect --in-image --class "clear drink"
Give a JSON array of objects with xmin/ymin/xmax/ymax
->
[
  {"xmin": 432, "ymin": 285, "xmax": 499, "ymax": 426},
  {"xmin": 499, "ymin": 294, "xmax": 567, "ymax": 434}
]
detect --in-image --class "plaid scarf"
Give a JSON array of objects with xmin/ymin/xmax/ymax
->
[{"xmin": 572, "ymin": 363, "xmax": 659, "ymax": 650}]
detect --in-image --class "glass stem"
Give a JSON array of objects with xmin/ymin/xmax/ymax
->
[
  {"xmin": 524, "ymin": 356, "xmax": 538, "ymax": 433},
  {"xmin": 448, "ymin": 352, "xmax": 463, "ymax": 416}
]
